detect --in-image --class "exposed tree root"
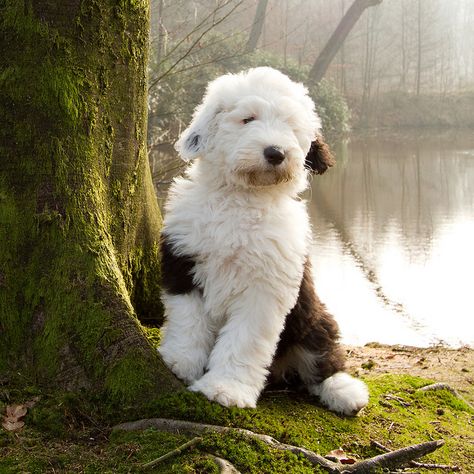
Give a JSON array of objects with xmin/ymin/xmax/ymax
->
[
  {"xmin": 418, "ymin": 382, "xmax": 474, "ymax": 410},
  {"xmin": 371, "ymin": 440, "xmax": 460, "ymax": 471},
  {"xmin": 113, "ymin": 418, "xmax": 338, "ymax": 471},
  {"xmin": 419, "ymin": 382, "xmax": 458, "ymax": 395},
  {"xmin": 211, "ymin": 455, "xmax": 241, "ymax": 473},
  {"xmin": 113, "ymin": 418, "xmax": 447, "ymax": 473}
]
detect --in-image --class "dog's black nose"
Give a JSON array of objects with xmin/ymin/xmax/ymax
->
[{"xmin": 264, "ymin": 146, "xmax": 285, "ymax": 166}]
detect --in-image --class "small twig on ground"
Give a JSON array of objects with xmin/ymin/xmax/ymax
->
[
  {"xmin": 141, "ymin": 436, "xmax": 202, "ymax": 470},
  {"xmin": 384, "ymin": 394, "xmax": 411, "ymax": 407},
  {"xmin": 114, "ymin": 418, "xmax": 448, "ymax": 473},
  {"xmin": 371, "ymin": 440, "xmax": 460, "ymax": 471},
  {"xmin": 211, "ymin": 455, "xmax": 241, "ymax": 473}
]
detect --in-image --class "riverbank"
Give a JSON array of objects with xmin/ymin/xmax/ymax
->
[
  {"xmin": 345, "ymin": 343, "xmax": 474, "ymax": 405},
  {"xmin": 349, "ymin": 91, "xmax": 474, "ymax": 129}
]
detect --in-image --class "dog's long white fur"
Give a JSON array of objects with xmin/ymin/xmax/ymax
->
[{"xmin": 158, "ymin": 68, "xmax": 368, "ymax": 414}]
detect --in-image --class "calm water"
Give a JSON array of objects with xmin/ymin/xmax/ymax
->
[
  {"xmin": 153, "ymin": 130, "xmax": 474, "ymax": 348},
  {"xmin": 308, "ymin": 131, "xmax": 474, "ymax": 348}
]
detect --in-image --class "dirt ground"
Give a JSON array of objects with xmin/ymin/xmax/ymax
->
[{"xmin": 344, "ymin": 343, "xmax": 474, "ymax": 405}]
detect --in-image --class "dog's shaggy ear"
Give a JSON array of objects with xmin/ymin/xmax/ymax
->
[
  {"xmin": 305, "ymin": 137, "xmax": 335, "ymax": 175},
  {"xmin": 175, "ymin": 101, "xmax": 220, "ymax": 162}
]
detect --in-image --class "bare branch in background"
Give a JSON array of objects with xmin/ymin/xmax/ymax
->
[{"xmin": 149, "ymin": 0, "xmax": 244, "ymax": 89}]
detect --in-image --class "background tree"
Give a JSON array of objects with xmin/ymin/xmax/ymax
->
[
  {"xmin": 308, "ymin": 0, "xmax": 383, "ymax": 83},
  {"xmin": 245, "ymin": 0, "xmax": 268, "ymax": 53},
  {"xmin": 145, "ymin": 0, "xmax": 474, "ymax": 134},
  {"xmin": 0, "ymin": 0, "xmax": 181, "ymax": 403},
  {"xmin": 416, "ymin": 0, "xmax": 422, "ymax": 95}
]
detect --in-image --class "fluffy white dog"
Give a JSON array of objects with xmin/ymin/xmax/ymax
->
[{"xmin": 158, "ymin": 67, "xmax": 368, "ymax": 415}]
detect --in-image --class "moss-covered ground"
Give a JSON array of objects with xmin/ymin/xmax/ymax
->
[{"xmin": 1, "ymin": 335, "xmax": 473, "ymax": 473}]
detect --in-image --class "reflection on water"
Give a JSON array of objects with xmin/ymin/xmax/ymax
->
[
  {"xmin": 151, "ymin": 130, "xmax": 474, "ymax": 348},
  {"xmin": 309, "ymin": 131, "xmax": 474, "ymax": 348}
]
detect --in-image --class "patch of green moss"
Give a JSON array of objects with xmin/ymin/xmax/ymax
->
[
  {"xmin": 200, "ymin": 431, "xmax": 318, "ymax": 473},
  {"xmin": 143, "ymin": 326, "xmax": 162, "ymax": 349},
  {"xmin": 105, "ymin": 351, "xmax": 157, "ymax": 404},
  {"xmin": 1, "ymin": 374, "xmax": 473, "ymax": 472}
]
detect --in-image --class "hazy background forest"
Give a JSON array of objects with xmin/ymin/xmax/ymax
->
[
  {"xmin": 147, "ymin": 0, "xmax": 474, "ymax": 155},
  {"xmin": 146, "ymin": 0, "xmax": 474, "ymax": 349}
]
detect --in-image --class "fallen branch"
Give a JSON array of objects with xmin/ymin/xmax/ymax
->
[
  {"xmin": 141, "ymin": 436, "xmax": 201, "ymax": 470},
  {"xmin": 371, "ymin": 440, "xmax": 460, "ymax": 471},
  {"xmin": 343, "ymin": 440, "xmax": 445, "ymax": 472},
  {"xmin": 113, "ymin": 418, "xmax": 446, "ymax": 473}
]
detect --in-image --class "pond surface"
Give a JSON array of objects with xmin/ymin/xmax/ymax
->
[
  {"xmin": 152, "ymin": 130, "xmax": 474, "ymax": 348},
  {"xmin": 308, "ymin": 130, "xmax": 474, "ymax": 348}
]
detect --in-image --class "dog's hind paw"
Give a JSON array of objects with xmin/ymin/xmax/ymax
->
[
  {"xmin": 189, "ymin": 374, "xmax": 259, "ymax": 409},
  {"xmin": 309, "ymin": 372, "xmax": 369, "ymax": 416}
]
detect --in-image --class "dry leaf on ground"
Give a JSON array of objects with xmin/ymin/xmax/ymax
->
[
  {"xmin": 2, "ymin": 419, "xmax": 25, "ymax": 432},
  {"xmin": 325, "ymin": 448, "xmax": 357, "ymax": 465},
  {"xmin": 2, "ymin": 397, "xmax": 40, "ymax": 432}
]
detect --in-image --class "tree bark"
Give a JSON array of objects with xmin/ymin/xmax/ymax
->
[
  {"xmin": 308, "ymin": 0, "xmax": 383, "ymax": 83},
  {"xmin": 0, "ymin": 0, "xmax": 182, "ymax": 403},
  {"xmin": 245, "ymin": 0, "xmax": 268, "ymax": 53}
]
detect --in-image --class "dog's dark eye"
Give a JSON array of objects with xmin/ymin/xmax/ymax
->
[{"xmin": 242, "ymin": 116, "xmax": 255, "ymax": 124}]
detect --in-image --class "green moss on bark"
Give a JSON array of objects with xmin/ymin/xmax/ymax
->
[{"xmin": 0, "ymin": 1, "xmax": 179, "ymax": 403}]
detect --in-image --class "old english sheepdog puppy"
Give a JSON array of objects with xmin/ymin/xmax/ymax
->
[{"xmin": 158, "ymin": 67, "xmax": 368, "ymax": 415}]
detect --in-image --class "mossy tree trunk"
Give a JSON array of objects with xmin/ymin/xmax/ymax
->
[{"xmin": 0, "ymin": 0, "xmax": 182, "ymax": 404}]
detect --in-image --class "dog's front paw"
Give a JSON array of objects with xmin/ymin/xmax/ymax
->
[
  {"xmin": 158, "ymin": 345, "xmax": 206, "ymax": 384},
  {"xmin": 189, "ymin": 373, "xmax": 259, "ymax": 408},
  {"xmin": 309, "ymin": 372, "xmax": 369, "ymax": 416}
]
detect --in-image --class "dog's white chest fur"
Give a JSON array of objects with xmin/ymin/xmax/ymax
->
[{"xmin": 164, "ymin": 173, "xmax": 310, "ymax": 322}]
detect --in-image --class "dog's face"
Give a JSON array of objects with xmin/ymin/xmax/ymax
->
[{"xmin": 176, "ymin": 67, "xmax": 333, "ymax": 192}]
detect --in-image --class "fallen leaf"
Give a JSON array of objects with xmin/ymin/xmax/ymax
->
[
  {"xmin": 24, "ymin": 396, "xmax": 40, "ymax": 409},
  {"xmin": 2, "ymin": 402, "xmax": 32, "ymax": 433},
  {"xmin": 325, "ymin": 448, "xmax": 357, "ymax": 465},
  {"xmin": 2, "ymin": 419, "xmax": 25, "ymax": 432},
  {"xmin": 6, "ymin": 404, "xmax": 27, "ymax": 420}
]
